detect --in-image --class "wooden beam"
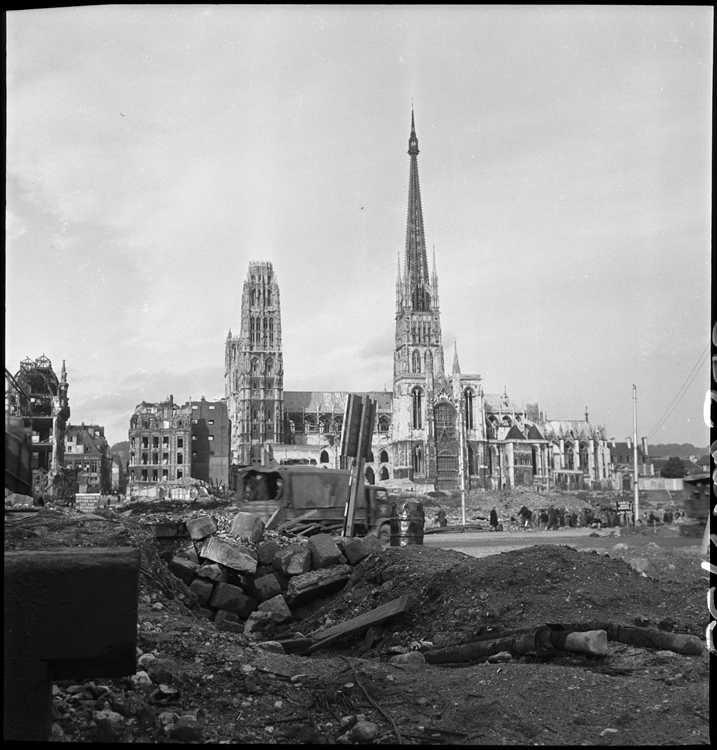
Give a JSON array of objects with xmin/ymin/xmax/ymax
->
[{"xmin": 309, "ymin": 595, "xmax": 410, "ymax": 646}]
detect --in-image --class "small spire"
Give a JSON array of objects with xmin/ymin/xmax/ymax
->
[
  {"xmin": 452, "ymin": 341, "xmax": 461, "ymax": 375},
  {"xmin": 585, "ymin": 406, "xmax": 589, "ymax": 423},
  {"xmin": 61, "ymin": 360, "xmax": 67, "ymax": 384}
]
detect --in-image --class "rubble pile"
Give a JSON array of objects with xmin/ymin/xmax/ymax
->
[{"xmin": 153, "ymin": 510, "xmax": 385, "ymax": 642}]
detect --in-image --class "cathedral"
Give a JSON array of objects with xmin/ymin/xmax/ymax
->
[{"xmin": 225, "ymin": 113, "xmax": 613, "ymax": 492}]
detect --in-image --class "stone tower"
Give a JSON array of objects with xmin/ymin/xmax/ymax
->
[
  {"xmin": 225, "ymin": 261, "xmax": 284, "ymax": 466},
  {"xmin": 392, "ymin": 111, "xmax": 458, "ymax": 488}
]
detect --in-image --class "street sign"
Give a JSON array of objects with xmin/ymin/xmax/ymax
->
[
  {"xmin": 360, "ymin": 397, "xmax": 376, "ymax": 460},
  {"xmin": 340, "ymin": 394, "xmax": 363, "ymax": 458},
  {"xmin": 616, "ymin": 501, "xmax": 632, "ymax": 512}
]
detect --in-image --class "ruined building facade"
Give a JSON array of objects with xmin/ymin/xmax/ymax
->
[
  {"xmin": 225, "ymin": 261, "xmax": 284, "ymax": 466},
  {"xmin": 223, "ymin": 114, "xmax": 614, "ymax": 491},
  {"xmin": 6, "ymin": 355, "xmax": 70, "ymax": 494}
]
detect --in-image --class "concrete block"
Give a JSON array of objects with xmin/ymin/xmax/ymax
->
[
  {"xmin": 257, "ymin": 540, "xmax": 282, "ymax": 566},
  {"xmin": 258, "ymin": 594, "xmax": 292, "ymax": 623},
  {"xmin": 200, "ymin": 536, "xmax": 258, "ymax": 575},
  {"xmin": 273, "ymin": 545, "xmax": 312, "ymax": 577},
  {"xmin": 285, "ymin": 564, "xmax": 352, "ymax": 607},
  {"xmin": 185, "ymin": 515, "xmax": 217, "ymax": 541},
  {"xmin": 208, "ymin": 582, "xmax": 258, "ymax": 618},
  {"xmin": 194, "ymin": 563, "xmax": 229, "ymax": 583},
  {"xmin": 343, "ymin": 535, "xmax": 383, "ymax": 565},
  {"xmin": 189, "ymin": 579, "xmax": 214, "ymax": 606},
  {"xmin": 168, "ymin": 557, "xmax": 197, "ymax": 586},
  {"xmin": 253, "ymin": 573, "xmax": 283, "ymax": 602},
  {"xmin": 308, "ymin": 534, "xmax": 343, "ymax": 569},
  {"xmin": 230, "ymin": 512, "xmax": 265, "ymax": 544}
]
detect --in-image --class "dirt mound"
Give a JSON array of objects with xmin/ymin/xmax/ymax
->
[{"xmin": 298, "ymin": 544, "xmax": 707, "ymax": 655}]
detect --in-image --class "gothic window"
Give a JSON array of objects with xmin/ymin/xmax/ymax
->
[
  {"xmin": 367, "ymin": 450, "xmax": 374, "ymax": 463},
  {"xmin": 268, "ymin": 318, "xmax": 274, "ymax": 346},
  {"xmin": 365, "ymin": 466, "xmax": 375, "ymax": 484},
  {"xmin": 380, "ymin": 466, "xmax": 389, "ymax": 481},
  {"xmin": 412, "ymin": 444, "xmax": 423, "ymax": 474},
  {"xmin": 319, "ymin": 417, "xmax": 330, "ymax": 434},
  {"xmin": 251, "ymin": 358, "xmax": 259, "ymax": 377},
  {"xmin": 464, "ymin": 389, "xmax": 474, "ymax": 430},
  {"xmin": 380, "ymin": 449, "xmax": 389, "ymax": 463},
  {"xmin": 267, "ymin": 290, "xmax": 272, "ymax": 306},
  {"xmin": 378, "ymin": 415, "xmax": 390, "ymax": 433},
  {"xmin": 320, "ymin": 450, "xmax": 329, "ymax": 464},
  {"xmin": 250, "ymin": 317, "xmax": 255, "ymax": 343},
  {"xmin": 266, "ymin": 358, "xmax": 273, "ymax": 375},
  {"xmin": 305, "ymin": 416, "xmax": 316, "ymax": 433},
  {"xmin": 263, "ymin": 317, "xmax": 268, "ymax": 342},
  {"xmin": 411, "ymin": 387, "xmax": 423, "ymax": 429},
  {"xmin": 435, "ymin": 403, "xmax": 456, "ymax": 440},
  {"xmin": 412, "ymin": 350, "xmax": 421, "ymax": 374}
]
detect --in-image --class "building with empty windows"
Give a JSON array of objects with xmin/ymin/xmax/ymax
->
[
  {"xmin": 5, "ymin": 354, "xmax": 70, "ymax": 494},
  {"xmin": 127, "ymin": 396, "xmax": 191, "ymax": 493}
]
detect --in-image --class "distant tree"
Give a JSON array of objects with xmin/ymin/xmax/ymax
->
[{"xmin": 660, "ymin": 456, "xmax": 686, "ymax": 478}]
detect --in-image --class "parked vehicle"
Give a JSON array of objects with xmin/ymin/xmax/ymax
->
[{"xmin": 233, "ymin": 465, "xmax": 392, "ymax": 540}]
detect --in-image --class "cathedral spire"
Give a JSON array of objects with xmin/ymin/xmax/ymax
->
[
  {"xmin": 452, "ymin": 342, "xmax": 461, "ymax": 375},
  {"xmin": 404, "ymin": 110, "xmax": 430, "ymax": 312}
]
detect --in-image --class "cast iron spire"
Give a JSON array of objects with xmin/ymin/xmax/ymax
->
[{"xmin": 404, "ymin": 110, "xmax": 431, "ymax": 312}]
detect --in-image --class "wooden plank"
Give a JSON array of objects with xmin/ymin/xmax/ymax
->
[
  {"xmin": 275, "ymin": 509, "xmax": 318, "ymax": 533},
  {"xmin": 310, "ymin": 595, "xmax": 410, "ymax": 644}
]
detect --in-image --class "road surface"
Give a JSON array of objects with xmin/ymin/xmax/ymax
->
[{"xmin": 421, "ymin": 526, "xmax": 701, "ymax": 559}]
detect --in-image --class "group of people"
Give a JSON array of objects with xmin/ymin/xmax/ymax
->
[{"xmin": 489, "ymin": 504, "xmax": 628, "ymax": 531}]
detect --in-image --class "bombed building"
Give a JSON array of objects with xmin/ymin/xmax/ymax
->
[{"xmin": 224, "ymin": 113, "xmax": 614, "ymax": 491}]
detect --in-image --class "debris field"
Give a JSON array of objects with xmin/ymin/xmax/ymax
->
[{"xmin": 4, "ymin": 495, "xmax": 710, "ymax": 745}]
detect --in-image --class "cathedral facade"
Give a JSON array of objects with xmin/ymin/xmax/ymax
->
[{"xmin": 224, "ymin": 114, "xmax": 614, "ymax": 491}]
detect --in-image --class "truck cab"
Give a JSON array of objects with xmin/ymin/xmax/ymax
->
[{"xmin": 232, "ymin": 465, "xmax": 392, "ymax": 538}]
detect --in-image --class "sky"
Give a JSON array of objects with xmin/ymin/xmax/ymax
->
[{"xmin": 6, "ymin": 6, "xmax": 712, "ymax": 449}]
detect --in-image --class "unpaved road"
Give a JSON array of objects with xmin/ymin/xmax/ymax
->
[{"xmin": 423, "ymin": 527, "xmax": 703, "ymax": 559}]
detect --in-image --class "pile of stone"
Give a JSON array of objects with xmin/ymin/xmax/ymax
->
[{"xmin": 165, "ymin": 511, "xmax": 383, "ymax": 640}]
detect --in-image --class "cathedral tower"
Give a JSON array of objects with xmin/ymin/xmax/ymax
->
[
  {"xmin": 225, "ymin": 262, "xmax": 284, "ymax": 465},
  {"xmin": 392, "ymin": 111, "xmax": 454, "ymax": 486}
]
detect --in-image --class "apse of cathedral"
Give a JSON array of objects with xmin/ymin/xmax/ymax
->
[{"xmin": 225, "ymin": 113, "xmax": 613, "ymax": 491}]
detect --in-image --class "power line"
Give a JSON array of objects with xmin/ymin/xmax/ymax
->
[{"xmin": 647, "ymin": 344, "xmax": 710, "ymax": 438}]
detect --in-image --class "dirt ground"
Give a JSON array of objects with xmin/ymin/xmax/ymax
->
[{"xmin": 4, "ymin": 494, "xmax": 710, "ymax": 745}]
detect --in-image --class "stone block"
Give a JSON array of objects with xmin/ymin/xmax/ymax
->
[
  {"xmin": 189, "ymin": 579, "xmax": 214, "ymax": 606},
  {"xmin": 285, "ymin": 564, "xmax": 352, "ymax": 607},
  {"xmin": 230, "ymin": 512, "xmax": 266, "ymax": 544},
  {"xmin": 253, "ymin": 573, "xmax": 283, "ymax": 602},
  {"xmin": 273, "ymin": 545, "xmax": 312, "ymax": 577},
  {"xmin": 208, "ymin": 582, "xmax": 258, "ymax": 618},
  {"xmin": 258, "ymin": 594, "xmax": 292, "ymax": 623},
  {"xmin": 258, "ymin": 540, "xmax": 282, "ymax": 566},
  {"xmin": 343, "ymin": 535, "xmax": 383, "ymax": 565},
  {"xmin": 199, "ymin": 608, "xmax": 215, "ymax": 621},
  {"xmin": 200, "ymin": 536, "xmax": 257, "ymax": 575},
  {"xmin": 167, "ymin": 557, "xmax": 197, "ymax": 586},
  {"xmin": 243, "ymin": 611, "xmax": 283, "ymax": 639},
  {"xmin": 194, "ymin": 563, "xmax": 229, "ymax": 583},
  {"xmin": 185, "ymin": 515, "xmax": 217, "ymax": 541},
  {"xmin": 308, "ymin": 534, "xmax": 343, "ymax": 569}
]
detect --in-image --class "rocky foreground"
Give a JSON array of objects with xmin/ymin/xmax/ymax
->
[{"xmin": 4, "ymin": 496, "xmax": 710, "ymax": 745}]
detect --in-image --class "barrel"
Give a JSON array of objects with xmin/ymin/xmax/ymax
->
[{"xmin": 389, "ymin": 500, "xmax": 425, "ymax": 547}]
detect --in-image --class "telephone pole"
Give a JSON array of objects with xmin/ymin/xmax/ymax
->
[{"xmin": 632, "ymin": 384, "xmax": 639, "ymax": 526}]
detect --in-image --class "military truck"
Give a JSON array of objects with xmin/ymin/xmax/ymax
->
[{"xmin": 232, "ymin": 465, "xmax": 392, "ymax": 541}]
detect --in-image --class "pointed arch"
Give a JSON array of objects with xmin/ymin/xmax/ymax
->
[
  {"xmin": 365, "ymin": 466, "xmax": 375, "ymax": 485},
  {"xmin": 320, "ymin": 449, "xmax": 330, "ymax": 464},
  {"xmin": 380, "ymin": 466, "xmax": 389, "ymax": 481},
  {"xmin": 380, "ymin": 449, "xmax": 389, "ymax": 463},
  {"xmin": 412, "ymin": 349, "xmax": 421, "ymax": 374},
  {"xmin": 464, "ymin": 388, "xmax": 474, "ymax": 429},
  {"xmin": 412, "ymin": 387, "xmax": 423, "ymax": 429}
]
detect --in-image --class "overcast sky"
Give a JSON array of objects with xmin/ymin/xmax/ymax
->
[{"xmin": 6, "ymin": 6, "xmax": 712, "ymax": 449}]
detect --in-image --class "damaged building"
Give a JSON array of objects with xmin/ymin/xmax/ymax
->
[
  {"xmin": 223, "ymin": 113, "xmax": 615, "ymax": 491},
  {"xmin": 64, "ymin": 423, "xmax": 112, "ymax": 494},
  {"xmin": 5, "ymin": 355, "xmax": 70, "ymax": 494}
]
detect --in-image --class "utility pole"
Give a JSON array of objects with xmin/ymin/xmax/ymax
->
[
  {"xmin": 458, "ymin": 408, "xmax": 466, "ymax": 526},
  {"xmin": 632, "ymin": 384, "xmax": 639, "ymax": 526}
]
